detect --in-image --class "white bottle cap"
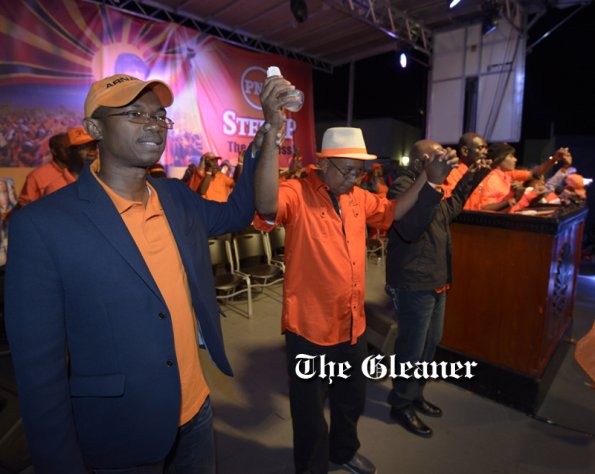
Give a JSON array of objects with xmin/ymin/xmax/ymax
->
[{"xmin": 267, "ymin": 66, "xmax": 281, "ymax": 77}]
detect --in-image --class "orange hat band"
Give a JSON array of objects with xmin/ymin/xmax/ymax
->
[{"xmin": 318, "ymin": 147, "xmax": 368, "ymax": 156}]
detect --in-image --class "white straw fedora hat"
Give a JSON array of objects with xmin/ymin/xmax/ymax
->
[{"xmin": 316, "ymin": 127, "xmax": 376, "ymax": 160}]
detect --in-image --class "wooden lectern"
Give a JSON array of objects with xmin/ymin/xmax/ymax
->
[{"xmin": 437, "ymin": 206, "xmax": 588, "ymax": 413}]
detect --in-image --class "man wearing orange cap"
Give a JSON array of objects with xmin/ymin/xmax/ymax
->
[
  {"xmin": 18, "ymin": 127, "xmax": 97, "ymax": 207},
  {"xmin": 254, "ymin": 74, "xmax": 458, "ymax": 474},
  {"xmin": 5, "ymin": 73, "xmax": 298, "ymax": 473},
  {"xmin": 564, "ymin": 173, "xmax": 587, "ymax": 201},
  {"xmin": 65, "ymin": 126, "xmax": 99, "ymax": 176},
  {"xmin": 199, "ymin": 152, "xmax": 236, "ymax": 202}
]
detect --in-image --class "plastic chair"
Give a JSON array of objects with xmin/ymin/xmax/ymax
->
[
  {"xmin": 265, "ymin": 226, "xmax": 286, "ymax": 271},
  {"xmin": 232, "ymin": 232, "xmax": 283, "ymax": 296},
  {"xmin": 366, "ymin": 227, "xmax": 386, "ymax": 266},
  {"xmin": 208, "ymin": 237, "xmax": 253, "ymax": 319}
]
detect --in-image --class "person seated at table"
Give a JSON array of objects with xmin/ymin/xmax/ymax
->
[
  {"xmin": 560, "ymin": 173, "xmax": 588, "ymax": 204},
  {"xmin": 472, "ymin": 142, "xmax": 571, "ymax": 212}
]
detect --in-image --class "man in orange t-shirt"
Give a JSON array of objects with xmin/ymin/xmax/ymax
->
[
  {"xmin": 441, "ymin": 132, "xmax": 488, "ymax": 206},
  {"xmin": 199, "ymin": 153, "xmax": 236, "ymax": 202},
  {"xmin": 18, "ymin": 133, "xmax": 73, "ymax": 206},
  {"xmin": 254, "ymin": 99, "xmax": 457, "ymax": 473}
]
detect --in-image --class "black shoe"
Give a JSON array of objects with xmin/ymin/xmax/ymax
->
[
  {"xmin": 389, "ymin": 406, "xmax": 433, "ymax": 438},
  {"xmin": 413, "ymin": 397, "xmax": 442, "ymax": 417},
  {"xmin": 339, "ymin": 453, "xmax": 377, "ymax": 474}
]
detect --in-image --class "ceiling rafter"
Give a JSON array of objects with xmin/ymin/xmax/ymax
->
[
  {"xmin": 323, "ymin": 0, "xmax": 434, "ymax": 55},
  {"xmin": 85, "ymin": 0, "xmax": 335, "ymax": 72}
]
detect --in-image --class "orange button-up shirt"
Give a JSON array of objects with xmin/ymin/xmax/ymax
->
[
  {"xmin": 91, "ymin": 161, "xmax": 208, "ymax": 426},
  {"xmin": 204, "ymin": 173, "xmax": 234, "ymax": 202},
  {"xmin": 18, "ymin": 160, "xmax": 76, "ymax": 205},
  {"xmin": 466, "ymin": 168, "xmax": 532, "ymax": 210},
  {"xmin": 253, "ymin": 172, "xmax": 396, "ymax": 346},
  {"xmin": 432, "ymin": 163, "xmax": 482, "ymax": 210},
  {"xmin": 441, "ymin": 162, "xmax": 467, "ymax": 199}
]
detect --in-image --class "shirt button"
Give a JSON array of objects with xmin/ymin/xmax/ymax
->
[
  {"xmin": 158, "ymin": 312, "xmax": 167, "ymax": 320},
  {"xmin": 166, "ymin": 360, "xmax": 174, "ymax": 367}
]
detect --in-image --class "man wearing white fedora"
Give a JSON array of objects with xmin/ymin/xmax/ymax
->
[{"xmin": 254, "ymin": 81, "xmax": 457, "ymax": 474}]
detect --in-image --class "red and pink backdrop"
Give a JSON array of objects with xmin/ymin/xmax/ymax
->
[{"xmin": 0, "ymin": 0, "xmax": 316, "ymax": 169}]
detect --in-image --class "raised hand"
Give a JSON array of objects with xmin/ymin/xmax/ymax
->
[
  {"xmin": 425, "ymin": 147, "xmax": 458, "ymax": 184},
  {"xmin": 259, "ymin": 76, "xmax": 299, "ymax": 129}
]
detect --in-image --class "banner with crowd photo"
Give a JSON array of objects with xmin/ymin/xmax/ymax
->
[{"xmin": 0, "ymin": 0, "xmax": 316, "ymax": 170}]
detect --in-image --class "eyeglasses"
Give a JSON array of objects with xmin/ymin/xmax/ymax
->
[
  {"xmin": 102, "ymin": 111, "xmax": 174, "ymax": 129},
  {"xmin": 327, "ymin": 159, "xmax": 364, "ymax": 179}
]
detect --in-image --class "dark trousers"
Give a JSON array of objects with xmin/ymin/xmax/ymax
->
[
  {"xmin": 285, "ymin": 331, "xmax": 367, "ymax": 474},
  {"xmin": 93, "ymin": 397, "xmax": 215, "ymax": 474},
  {"xmin": 385, "ymin": 286, "xmax": 446, "ymax": 409}
]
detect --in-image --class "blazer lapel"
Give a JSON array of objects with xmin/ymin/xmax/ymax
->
[{"xmin": 78, "ymin": 167, "xmax": 165, "ymax": 305}]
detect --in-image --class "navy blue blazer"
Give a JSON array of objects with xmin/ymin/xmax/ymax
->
[{"xmin": 4, "ymin": 150, "xmax": 258, "ymax": 472}]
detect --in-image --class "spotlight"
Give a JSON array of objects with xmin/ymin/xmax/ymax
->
[
  {"xmin": 449, "ymin": 0, "xmax": 462, "ymax": 8},
  {"xmin": 290, "ymin": 0, "xmax": 308, "ymax": 23},
  {"xmin": 401, "ymin": 156, "xmax": 410, "ymax": 166},
  {"xmin": 399, "ymin": 52, "xmax": 407, "ymax": 68}
]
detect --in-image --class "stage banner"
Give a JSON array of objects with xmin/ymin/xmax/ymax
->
[{"xmin": 0, "ymin": 0, "xmax": 316, "ymax": 169}]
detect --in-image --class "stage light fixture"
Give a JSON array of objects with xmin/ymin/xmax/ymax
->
[
  {"xmin": 290, "ymin": 0, "xmax": 308, "ymax": 23},
  {"xmin": 449, "ymin": 0, "xmax": 462, "ymax": 8},
  {"xmin": 399, "ymin": 52, "xmax": 408, "ymax": 68}
]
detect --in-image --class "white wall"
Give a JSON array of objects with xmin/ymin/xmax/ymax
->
[{"xmin": 427, "ymin": 11, "xmax": 526, "ymax": 143}]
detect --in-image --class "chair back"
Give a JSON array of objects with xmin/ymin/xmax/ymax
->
[
  {"xmin": 268, "ymin": 226, "xmax": 286, "ymax": 256},
  {"xmin": 233, "ymin": 232, "xmax": 269, "ymax": 269}
]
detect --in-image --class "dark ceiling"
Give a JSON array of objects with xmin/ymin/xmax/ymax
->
[{"xmin": 119, "ymin": 0, "xmax": 590, "ymax": 69}]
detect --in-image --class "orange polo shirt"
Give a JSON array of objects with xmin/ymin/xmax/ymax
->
[
  {"xmin": 253, "ymin": 171, "xmax": 396, "ymax": 346},
  {"xmin": 18, "ymin": 160, "xmax": 76, "ymax": 205},
  {"xmin": 90, "ymin": 161, "xmax": 208, "ymax": 426},
  {"xmin": 204, "ymin": 173, "xmax": 234, "ymax": 202}
]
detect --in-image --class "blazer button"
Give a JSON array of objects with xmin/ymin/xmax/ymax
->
[
  {"xmin": 166, "ymin": 360, "xmax": 174, "ymax": 367},
  {"xmin": 158, "ymin": 312, "xmax": 167, "ymax": 320}
]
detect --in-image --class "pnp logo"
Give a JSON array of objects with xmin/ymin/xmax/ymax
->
[{"xmin": 241, "ymin": 66, "xmax": 267, "ymax": 110}]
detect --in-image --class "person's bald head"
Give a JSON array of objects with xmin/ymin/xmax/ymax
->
[
  {"xmin": 410, "ymin": 139, "xmax": 442, "ymax": 174},
  {"xmin": 457, "ymin": 132, "xmax": 487, "ymax": 166}
]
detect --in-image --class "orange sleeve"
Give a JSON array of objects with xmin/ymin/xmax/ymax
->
[
  {"xmin": 509, "ymin": 190, "xmax": 538, "ymax": 213},
  {"xmin": 478, "ymin": 173, "xmax": 511, "ymax": 209},
  {"xmin": 18, "ymin": 171, "xmax": 41, "ymax": 205},
  {"xmin": 361, "ymin": 189, "xmax": 397, "ymax": 230},
  {"xmin": 509, "ymin": 169, "xmax": 532, "ymax": 182},
  {"xmin": 253, "ymin": 181, "xmax": 300, "ymax": 231}
]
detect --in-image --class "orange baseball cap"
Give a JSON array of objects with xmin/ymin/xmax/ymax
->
[
  {"xmin": 84, "ymin": 74, "xmax": 173, "ymax": 118},
  {"xmin": 565, "ymin": 174, "xmax": 586, "ymax": 199},
  {"xmin": 66, "ymin": 127, "xmax": 95, "ymax": 147}
]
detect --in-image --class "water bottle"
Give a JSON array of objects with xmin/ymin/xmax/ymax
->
[{"xmin": 266, "ymin": 66, "xmax": 304, "ymax": 112}]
